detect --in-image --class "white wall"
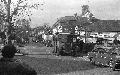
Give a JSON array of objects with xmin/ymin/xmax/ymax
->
[
  {"xmin": 89, "ymin": 32, "xmax": 117, "ymax": 38},
  {"xmin": 42, "ymin": 34, "xmax": 53, "ymax": 41}
]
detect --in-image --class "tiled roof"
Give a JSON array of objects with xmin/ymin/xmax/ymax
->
[
  {"xmin": 88, "ymin": 20, "xmax": 120, "ymax": 32},
  {"xmin": 53, "ymin": 16, "xmax": 90, "ymax": 28},
  {"xmin": 53, "ymin": 16, "xmax": 120, "ymax": 32},
  {"xmin": 77, "ymin": 17, "xmax": 90, "ymax": 25},
  {"xmin": 59, "ymin": 16, "xmax": 89, "ymax": 23},
  {"xmin": 59, "ymin": 16, "xmax": 76, "ymax": 21}
]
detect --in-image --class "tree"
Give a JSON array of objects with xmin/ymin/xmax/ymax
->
[
  {"xmin": 81, "ymin": 5, "xmax": 90, "ymax": 17},
  {"xmin": 43, "ymin": 23, "xmax": 52, "ymax": 35},
  {"xmin": 15, "ymin": 19, "xmax": 31, "ymax": 43},
  {"xmin": 81, "ymin": 5, "xmax": 100, "ymax": 23},
  {"xmin": 74, "ymin": 5, "xmax": 99, "ymax": 43},
  {"xmin": 0, "ymin": 0, "xmax": 44, "ymax": 44}
]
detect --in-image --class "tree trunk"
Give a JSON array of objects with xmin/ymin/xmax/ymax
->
[{"xmin": 5, "ymin": 0, "xmax": 12, "ymax": 45}]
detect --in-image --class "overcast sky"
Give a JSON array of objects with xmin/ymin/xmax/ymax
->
[{"xmin": 30, "ymin": 0, "xmax": 120, "ymax": 28}]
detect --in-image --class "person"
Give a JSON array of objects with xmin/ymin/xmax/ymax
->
[
  {"xmin": 0, "ymin": 44, "xmax": 37, "ymax": 75},
  {"xmin": 79, "ymin": 40, "xmax": 84, "ymax": 52},
  {"xmin": 52, "ymin": 32, "xmax": 59, "ymax": 54},
  {"xmin": 113, "ymin": 38, "xmax": 118, "ymax": 45}
]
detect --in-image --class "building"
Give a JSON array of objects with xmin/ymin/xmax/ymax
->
[
  {"xmin": 52, "ymin": 5, "xmax": 120, "ymax": 43},
  {"xmin": 52, "ymin": 16, "xmax": 90, "ymax": 35},
  {"xmin": 87, "ymin": 20, "xmax": 120, "ymax": 37},
  {"xmin": 87, "ymin": 20, "xmax": 120, "ymax": 43},
  {"xmin": 88, "ymin": 20, "xmax": 120, "ymax": 32}
]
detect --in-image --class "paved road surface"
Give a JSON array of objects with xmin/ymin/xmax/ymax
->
[
  {"xmin": 1, "ymin": 45, "xmax": 120, "ymax": 75},
  {"xmin": 27, "ymin": 46, "xmax": 120, "ymax": 75}
]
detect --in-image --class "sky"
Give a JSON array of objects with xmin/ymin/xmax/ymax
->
[{"xmin": 29, "ymin": 0, "xmax": 120, "ymax": 28}]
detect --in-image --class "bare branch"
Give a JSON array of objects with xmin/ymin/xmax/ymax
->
[
  {"xmin": 11, "ymin": 0, "xmax": 25, "ymax": 17},
  {"xmin": 2, "ymin": 0, "xmax": 7, "ymax": 5},
  {"xmin": 1, "ymin": 0, "xmax": 8, "ymax": 11},
  {"xmin": 10, "ymin": 0, "xmax": 41, "ymax": 24}
]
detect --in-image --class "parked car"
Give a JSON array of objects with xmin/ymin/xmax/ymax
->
[{"xmin": 87, "ymin": 46, "xmax": 120, "ymax": 70}]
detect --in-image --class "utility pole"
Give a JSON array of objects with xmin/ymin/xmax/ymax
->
[
  {"xmin": 7, "ymin": 0, "xmax": 11, "ymax": 23},
  {"xmin": 85, "ymin": 27, "xmax": 87, "ymax": 43}
]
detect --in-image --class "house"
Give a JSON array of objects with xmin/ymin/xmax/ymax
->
[
  {"xmin": 87, "ymin": 20, "xmax": 120, "ymax": 43},
  {"xmin": 87, "ymin": 20, "xmax": 120, "ymax": 37},
  {"xmin": 52, "ymin": 16, "xmax": 89, "ymax": 35},
  {"xmin": 88, "ymin": 20, "xmax": 120, "ymax": 32}
]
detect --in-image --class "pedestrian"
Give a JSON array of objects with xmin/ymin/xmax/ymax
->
[
  {"xmin": 113, "ymin": 38, "xmax": 118, "ymax": 45},
  {"xmin": 0, "ymin": 44, "xmax": 37, "ymax": 75},
  {"xmin": 52, "ymin": 32, "xmax": 59, "ymax": 54},
  {"xmin": 79, "ymin": 40, "xmax": 84, "ymax": 52}
]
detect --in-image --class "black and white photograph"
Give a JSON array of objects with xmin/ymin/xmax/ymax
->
[{"xmin": 0, "ymin": 0, "xmax": 120, "ymax": 75}]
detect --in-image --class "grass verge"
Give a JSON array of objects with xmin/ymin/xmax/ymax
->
[{"xmin": 15, "ymin": 56, "xmax": 97, "ymax": 75}]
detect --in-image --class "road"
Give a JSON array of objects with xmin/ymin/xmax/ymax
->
[
  {"xmin": 19, "ymin": 46, "xmax": 89, "ymax": 61},
  {"xmin": 1, "ymin": 44, "xmax": 120, "ymax": 75},
  {"xmin": 20, "ymin": 45, "xmax": 120, "ymax": 75}
]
